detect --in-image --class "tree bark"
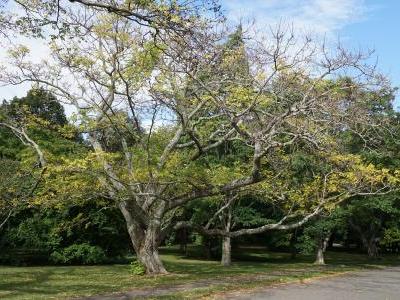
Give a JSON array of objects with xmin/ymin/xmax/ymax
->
[
  {"xmin": 137, "ymin": 239, "xmax": 167, "ymax": 275},
  {"xmin": 221, "ymin": 236, "xmax": 231, "ymax": 266},
  {"xmin": 365, "ymin": 238, "xmax": 379, "ymax": 258},
  {"xmin": 220, "ymin": 201, "xmax": 233, "ymax": 266},
  {"xmin": 314, "ymin": 234, "xmax": 330, "ymax": 265},
  {"xmin": 119, "ymin": 202, "xmax": 168, "ymax": 275},
  {"xmin": 314, "ymin": 244, "xmax": 326, "ymax": 265}
]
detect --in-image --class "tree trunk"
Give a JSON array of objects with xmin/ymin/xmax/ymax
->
[
  {"xmin": 137, "ymin": 241, "xmax": 167, "ymax": 275},
  {"xmin": 315, "ymin": 246, "xmax": 325, "ymax": 265},
  {"xmin": 179, "ymin": 228, "xmax": 188, "ymax": 255},
  {"xmin": 221, "ymin": 236, "xmax": 231, "ymax": 266},
  {"xmin": 220, "ymin": 202, "xmax": 233, "ymax": 266},
  {"xmin": 289, "ymin": 229, "xmax": 298, "ymax": 260},
  {"xmin": 366, "ymin": 239, "xmax": 379, "ymax": 258},
  {"xmin": 349, "ymin": 220, "xmax": 380, "ymax": 259},
  {"xmin": 119, "ymin": 202, "xmax": 168, "ymax": 275},
  {"xmin": 328, "ymin": 232, "xmax": 334, "ymax": 248},
  {"xmin": 360, "ymin": 235, "xmax": 379, "ymax": 258},
  {"xmin": 314, "ymin": 234, "xmax": 330, "ymax": 265}
]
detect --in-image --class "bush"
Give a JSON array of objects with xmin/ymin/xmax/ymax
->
[
  {"xmin": 50, "ymin": 243, "xmax": 106, "ymax": 265},
  {"xmin": 130, "ymin": 259, "xmax": 146, "ymax": 275}
]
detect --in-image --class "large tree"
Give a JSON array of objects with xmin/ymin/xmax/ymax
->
[{"xmin": 1, "ymin": 2, "xmax": 398, "ymax": 274}]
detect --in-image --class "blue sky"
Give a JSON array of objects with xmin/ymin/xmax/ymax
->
[
  {"xmin": 344, "ymin": 0, "xmax": 400, "ymax": 108},
  {"xmin": 221, "ymin": 0, "xmax": 400, "ymax": 108}
]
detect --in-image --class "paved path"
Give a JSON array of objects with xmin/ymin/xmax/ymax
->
[{"xmin": 223, "ymin": 267, "xmax": 400, "ymax": 300}]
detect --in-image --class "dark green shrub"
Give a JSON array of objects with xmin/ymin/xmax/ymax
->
[{"xmin": 50, "ymin": 243, "xmax": 106, "ymax": 264}]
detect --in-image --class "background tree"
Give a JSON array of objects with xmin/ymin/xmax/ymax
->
[
  {"xmin": 0, "ymin": 98, "xmax": 47, "ymax": 231},
  {"xmin": 0, "ymin": 89, "xmax": 131, "ymax": 264},
  {"xmin": 340, "ymin": 87, "xmax": 400, "ymax": 258},
  {"xmin": 297, "ymin": 209, "xmax": 347, "ymax": 265}
]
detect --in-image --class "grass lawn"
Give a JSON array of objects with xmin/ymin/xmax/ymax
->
[{"xmin": 0, "ymin": 247, "xmax": 399, "ymax": 299}]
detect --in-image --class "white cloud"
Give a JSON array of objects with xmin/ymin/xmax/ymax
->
[{"xmin": 224, "ymin": 0, "xmax": 368, "ymax": 35}]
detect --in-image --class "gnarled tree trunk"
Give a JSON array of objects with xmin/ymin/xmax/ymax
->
[
  {"xmin": 137, "ymin": 238, "xmax": 167, "ymax": 274},
  {"xmin": 119, "ymin": 202, "xmax": 168, "ymax": 275}
]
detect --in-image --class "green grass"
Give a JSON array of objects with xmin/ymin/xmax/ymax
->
[{"xmin": 0, "ymin": 247, "xmax": 399, "ymax": 299}]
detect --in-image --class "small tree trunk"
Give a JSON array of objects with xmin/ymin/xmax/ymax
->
[
  {"xmin": 220, "ymin": 202, "xmax": 233, "ymax": 267},
  {"xmin": 179, "ymin": 228, "xmax": 188, "ymax": 253},
  {"xmin": 290, "ymin": 229, "xmax": 298, "ymax": 260},
  {"xmin": 366, "ymin": 239, "xmax": 379, "ymax": 258},
  {"xmin": 315, "ymin": 245, "xmax": 325, "ymax": 265},
  {"xmin": 360, "ymin": 235, "xmax": 379, "ymax": 258},
  {"xmin": 221, "ymin": 236, "xmax": 231, "ymax": 266},
  {"xmin": 328, "ymin": 232, "xmax": 334, "ymax": 248},
  {"xmin": 314, "ymin": 234, "xmax": 330, "ymax": 265},
  {"xmin": 349, "ymin": 220, "xmax": 380, "ymax": 259},
  {"xmin": 203, "ymin": 237, "xmax": 212, "ymax": 259}
]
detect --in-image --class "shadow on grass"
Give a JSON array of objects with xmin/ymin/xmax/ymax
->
[
  {"xmin": 158, "ymin": 246, "xmax": 400, "ymax": 283},
  {"xmin": 1, "ymin": 247, "xmax": 399, "ymax": 299}
]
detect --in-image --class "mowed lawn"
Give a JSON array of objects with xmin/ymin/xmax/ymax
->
[{"xmin": 1, "ymin": 247, "xmax": 399, "ymax": 300}]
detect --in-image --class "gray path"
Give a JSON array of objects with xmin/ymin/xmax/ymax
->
[{"xmin": 223, "ymin": 267, "xmax": 400, "ymax": 300}]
